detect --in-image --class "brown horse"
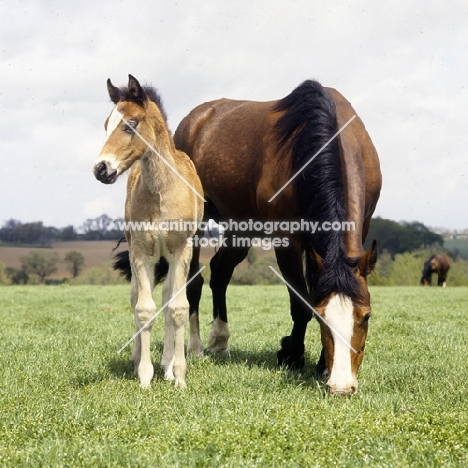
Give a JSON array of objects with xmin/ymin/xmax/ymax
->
[
  {"xmin": 93, "ymin": 75, "xmax": 203, "ymax": 388},
  {"xmin": 174, "ymin": 80, "xmax": 381, "ymax": 394},
  {"xmin": 421, "ymin": 254, "xmax": 450, "ymax": 287}
]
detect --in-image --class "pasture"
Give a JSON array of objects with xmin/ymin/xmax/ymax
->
[{"xmin": 1, "ymin": 285, "xmax": 467, "ymax": 467}]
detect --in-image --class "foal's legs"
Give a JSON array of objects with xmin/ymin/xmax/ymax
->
[
  {"xmin": 130, "ymin": 271, "xmax": 141, "ymax": 369},
  {"xmin": 207, "ymin": 243, "xmax": 249, "ymax": 353},
  {"xmin": 160, "ymin": 244, "xmax": 192, "ymax": 387},
  {"xmin": 131, "ymin": 251, "xmax": 157, "ymax": 389}
]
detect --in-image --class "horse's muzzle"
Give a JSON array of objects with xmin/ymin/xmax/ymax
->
[
  {"xmin": 93, "ymin": 161, "xmax": 118, "ymax": 184},
  {"xmin": 326, "ymin": 380, "xmax": 358, "ymax": 396}
]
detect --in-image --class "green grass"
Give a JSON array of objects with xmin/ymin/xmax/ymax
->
[{"xmin": 1, "ymin": 285, "xmax": 467, "ymax": 467}]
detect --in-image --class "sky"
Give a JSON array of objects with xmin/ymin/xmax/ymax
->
[{"xmin": 0, "ymin": 0, "xmax": 467, "ymax": 232}]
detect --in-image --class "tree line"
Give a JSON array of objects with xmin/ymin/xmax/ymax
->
[
  {"xmin": 0, "ymin": 214, "xmax": 124, "ymax": 246},
  {"xmin": 1, "ymin": 251, "xmax": 85, "ymax": 285}
]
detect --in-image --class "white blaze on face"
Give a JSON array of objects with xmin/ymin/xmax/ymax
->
[
  {"xmin": 104, "ymin": 107, "xmax": 124, "ymax": 143},
  {"xmin": 323, "ymin": 293, "xmax": 356, "ymax": 392},
  {"xmin": 94, "ymin": 107, "xmax": 124, "ymax": 174}
]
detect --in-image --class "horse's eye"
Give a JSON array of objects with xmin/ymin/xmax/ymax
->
[{"xmin": 362, "ymin": 312, "xmax": 372, "ymax": 324}]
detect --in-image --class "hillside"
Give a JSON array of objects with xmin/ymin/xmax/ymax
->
[{"xmin": 0, "ymin": 241, "xmax": 230, "ymax": 280}]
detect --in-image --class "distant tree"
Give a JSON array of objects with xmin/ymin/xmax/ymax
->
[
  {"xmin": 0, "ymin": 219, "xmax": 22, "ymax": 243},
  {"xmin": 20, "ymin": 252, "xmax": 60, "ymax": 283},
  {"xmin": 364, "ymin": 217, "xmax": 444, "ymax": 257},
  {"xmin": 6, "ymin": 266, "xmax": 29, "ymax": 285},
  {"xmin": 81, "ymin": 214, "xmax": 121, "ymax": 240},
  {"xmin": 64, "ymin": 251, "xmax": 85, "ymax": 278},
  {"xmin": 58, "ymin": 225, "xmax": 77, "ymax": 241},
  {"xmin": 0, "ymin": 262, "xmax": 12, "ymax": 285},
  {"xmin": 0, "ymin": 219, "xmax": 53, "ymax": 245},
  {"xmin": 247, "ymin": 248, "xmax": 258, "ymax": 265}
]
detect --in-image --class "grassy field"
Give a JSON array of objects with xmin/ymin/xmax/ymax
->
[{"xmin": 1, "ymin": 285, "xmax": 467, "ymax": 467}]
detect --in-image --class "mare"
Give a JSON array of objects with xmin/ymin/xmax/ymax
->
[
  {"xmin": 421, "ymin": 254, "xmax": 450, "ymax": 287},
  {"xmin": 174, "ymin": 80, "xmax": 381, "ymax": 395},
  {"xmin": 93, "ymin": 75, "xmax": 204, "ymax": 388}
]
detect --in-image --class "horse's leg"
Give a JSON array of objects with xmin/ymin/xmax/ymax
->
[
  {"xmin": 438, "ymin": 271, "xmax": 448, "ymax": 287},
  {"xmin": 275, "ymin": 244, "xmax": 313, "ymax": 370},
  {"xmin": 131, "ymin": 252, "xmax": 157, "ymax": 389},
  {"xmin": 207, "ymin": 244, "xmax": 250, "ymax": 353},
  {"xmin": 160, "ymin": 244, "xmax": 192, "ymax": 387},
  {"xmin": 186, "ymin": 242, "xmax": 204, "ymax": 356}
]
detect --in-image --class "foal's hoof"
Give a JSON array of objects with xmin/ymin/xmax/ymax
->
[
  {"xmin": 138, "ymin": 363, "xmax": 154, "ymax": 389},
  {"xmin": 277, "ymin": 336, "xmax": 305, "ymax": 370},
  {"xmin": 174, "ymin": 378, "xmax": 187, "ymax": 389}
]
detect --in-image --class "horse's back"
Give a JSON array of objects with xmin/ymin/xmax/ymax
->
[
  {"xmin": 326, "ymin": 87, "xmax": 381, "ymax": 245},
  {"xmin": 174, "ymin": 98, "xmax": 278, "ymax": 219}
]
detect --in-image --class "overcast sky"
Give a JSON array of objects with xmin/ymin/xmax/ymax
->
[{"xmin": 1, "ymin": 0, "xmax": 467, "ymax": 231}]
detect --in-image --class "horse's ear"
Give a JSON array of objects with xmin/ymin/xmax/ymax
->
[
  {"xmin": 107, "ymin": 79, "xmax": 120, "ymax": 104},
  {"xmin": 358, "ymin": 240, "xmax": 378, "ymax": 277},
  {"xmin": 128, "ymin": 74, "xmax": 147, "ymax": 105},
  {"xmin": 309, "ymin": 249, "xmax": 324, "ymax": 272}
]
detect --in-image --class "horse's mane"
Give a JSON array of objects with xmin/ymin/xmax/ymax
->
[
  {"xmin": 274, "ymin": 80, "xmax": 363, "ymax": 304},
  {"xmin": 113, "ymin": 84, "xmax": 169, "ymax": 124}
]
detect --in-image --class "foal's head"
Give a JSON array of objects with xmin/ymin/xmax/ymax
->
[
  {"xmin": 309, "ymin": 241, "xmax": 378, "ymax": 395},
  {"xmin": 93, "ymin": 74, "xmax": 169, "ymax": 184}
]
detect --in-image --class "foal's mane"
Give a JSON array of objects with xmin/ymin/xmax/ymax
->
[
  {"xmin": 274, "ymin": 80, "xmax": 363, "ymax": 304},
  {"xmin": 113, "ymin": 84, "xmax": 169, "ymax": 124}
]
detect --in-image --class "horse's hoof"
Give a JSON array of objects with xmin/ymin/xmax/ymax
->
[
  {"xmin": 277, "ymin": 336, "xmax": 305, "ymax": 370},
  {"xmin": 206, "ymin": 346, "xmax": 230, "ymax": 356},
  {"xmin": 187, "ymin": 338, "xmax": 205, "ymax": 357},
  {"xmin": 277, "ymin": 350, "xmax": 305, "ymax": 370}
]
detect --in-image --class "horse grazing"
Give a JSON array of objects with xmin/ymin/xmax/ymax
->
[
  {"xmin": 174, "ymin": 80, "xmax": 381, "ymax": 395},
  {"xmin": 93, "ymin": 75, "xmax": 203, "ymax": 388},
  {"xmin": 421, "ymin": 254, "xmax": 450, "ymax": 287}
]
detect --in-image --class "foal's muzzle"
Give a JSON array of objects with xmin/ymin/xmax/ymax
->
[{"xmin": 93, "ymin": 161, "xmax": 118, "ymax": 184}]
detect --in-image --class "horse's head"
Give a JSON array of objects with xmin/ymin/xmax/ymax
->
[
  {"xmin": 309, "ymin": 240, "xmax": 378, "ymax": 395},
  {"xmin": 420, "ymin": 258, "xmax": 433, "ymax": 286},
  {"xmin": 93, "ymin": 74, "xmax": 167, "ymax": 184}
]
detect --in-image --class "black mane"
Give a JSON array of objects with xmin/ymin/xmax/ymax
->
[
  {"xmin": 274, "ymin": 80, "xmax": 363, "ymax": 304},
  {"xmin": 114, "ymin": 84, "xmax": 169, "ymax": 124}
]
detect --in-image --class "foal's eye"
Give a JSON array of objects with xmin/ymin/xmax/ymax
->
[{"xmin": 124, "ymin": 121, "xmax": 137, "ymax": 133}]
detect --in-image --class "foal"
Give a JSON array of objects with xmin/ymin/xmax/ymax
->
[{"xmin": 93, "ymin": 75, "xmax": 203, "ymax": 388}]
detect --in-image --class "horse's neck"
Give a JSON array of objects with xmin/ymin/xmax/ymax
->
[{"xmin": 139, "ymin": 142, "xmax": 176, "ymax": 195}]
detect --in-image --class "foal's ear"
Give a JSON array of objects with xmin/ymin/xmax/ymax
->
[
  {"xmin": 107, "ymin": 78, "xmax": 121, "ymax": 104},
  {"xmin": 128, "ymin": 74, "xmax": 147, "ymax": 106},
  {"xmin": 358, "ymin": 240, "xmax": 378, "ymax": 277}
]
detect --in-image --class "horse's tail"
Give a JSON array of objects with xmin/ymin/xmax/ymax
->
[{"xmin": 113, "ymin": 250, "xmax": 169, "ymax": 285}]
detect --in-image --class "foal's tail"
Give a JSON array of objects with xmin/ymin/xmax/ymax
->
[{"xmin": 113, "ymin": 250, "xmax": 169, "ymax": 285}]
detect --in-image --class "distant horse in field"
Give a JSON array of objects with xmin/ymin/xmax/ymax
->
[
  {"xmin": 93, "ymin": 75, "xmax": 203, "ymax": 388},
  {"xmin": 421, "ymin": 254, "xmax": 450, "ymax": 287},
  {"xmin": 173, "ymin": 79, "xmax": 381, "ymax": 395}
]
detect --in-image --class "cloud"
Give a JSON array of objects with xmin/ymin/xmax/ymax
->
[{"xmin": 0, "ymin": 0, "xmax": 467, "ymax": 229}]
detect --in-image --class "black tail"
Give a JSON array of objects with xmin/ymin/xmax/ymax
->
[{"xmin": 113, "ymin": 250, "xmax": 169, "ymax": 285}]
